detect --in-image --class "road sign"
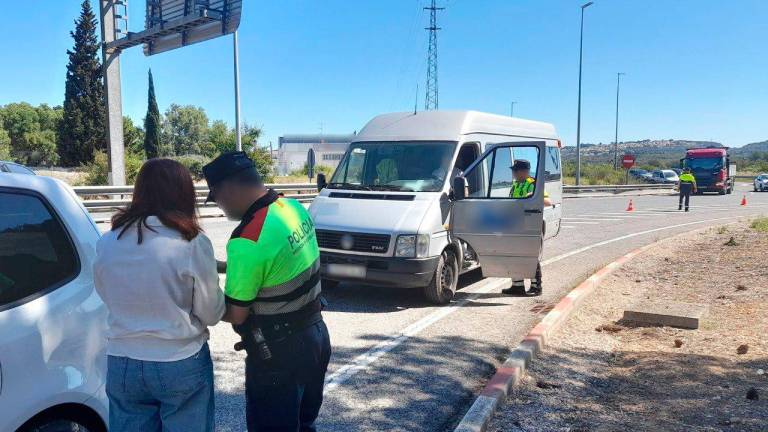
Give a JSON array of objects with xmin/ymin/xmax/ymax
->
[
  {"xmin": 106, "ymin": 0, "xmax": 243, "ymax": 55},
  {"xmin": 622, "ymin": 155, "xmax": 636, "ymax": 169},
  {"xmin": 307, "ymin": 148, "xmax": 316, "ymax": 179}
]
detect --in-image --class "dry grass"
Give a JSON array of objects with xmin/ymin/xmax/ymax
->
[{"xmin": 489, "ymin": 222, "xmax": 768, "ymax": 432}]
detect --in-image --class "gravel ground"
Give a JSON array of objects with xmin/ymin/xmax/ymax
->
[{"xmin": 489, "ymin": 221, "xmax": 768, "ymax": 432}]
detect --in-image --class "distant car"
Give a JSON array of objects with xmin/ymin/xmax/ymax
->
[
  {"xmin": 650, "ymin": 169, "xmax": 679, "ymax": 184},
  {"xmin": 629, "ymin": 168, "xmax": 652, "ymax": 182},
  {"xmin": 0, "ymin": 161, "xmax": 35, "ymax": 175},
  {"xmin": 754, "ymin": 174, "xmax": 768, "ymax": 192},
  {"xmin": 671, "ymin": 168, "xmax": 683, "ymax": 175}
]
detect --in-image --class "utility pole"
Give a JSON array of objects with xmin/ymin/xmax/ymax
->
[
  {"xmin": 99, "ymin": 0, "xmax": 126, "ymax": 185},
  {"xmin": 424, "ymin": 0, "xmax": 443, "ymax": 111},
  {"xmin": 233, "ymin": 31, "xmax": 242, "ymax": 151},
  {"xmin": 510, "ymin": 101, "xmax": 516, "ymax": 117},
  {"xmin": 575, "ymin": 1, "xmax": 594, "ymax": 186},
  {"xmin": 613, "ymin": 72, "xmax": 625, "ymax": 169}
]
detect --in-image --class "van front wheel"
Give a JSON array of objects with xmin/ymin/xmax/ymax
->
[{"xmin": 423, "ymin": 250, "xmax": 459, "ymax": 304}]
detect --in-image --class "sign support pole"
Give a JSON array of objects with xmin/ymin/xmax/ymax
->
[
  {"xmin": 233, "ymin": 31, "xmax": 242, "ymax": 151},
  {"xmin": 99, "ymin": 0, "xmax": 126, "ymax": 185}
]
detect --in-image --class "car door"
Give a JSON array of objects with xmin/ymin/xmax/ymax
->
[{"xmin": 451, "ymin": 142, "xmax": 545, "ymax": 280}]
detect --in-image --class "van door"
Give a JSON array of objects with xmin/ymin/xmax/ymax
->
[{"xmin": 451, "ymin": 142, "xmax": 545, "ymax": 279}]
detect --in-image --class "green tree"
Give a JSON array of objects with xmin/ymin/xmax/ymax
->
[
  {"xmin": 162, "ymin": 104, "xmax": 212, "ymax": 156},
  {"xmin": 208, "ymin": 120, "xmax": 235, "ymax": 154},
  {"xmin": 123, "ymin": 116, "xmax": 145, "ymax": 155},
  {"xmin": 143, "ymin": 69, "xmax": 162, "ymax": 158},
  {"xmin": 35, "ymin": 104, "xmax": 63, "ymax": 132},
  {"xmin": 248, "ymin": 146, "xmax": 274, "ymax": 183},
  {"xmin": 22, "ymin": 130, "xmax": 59, "ymax": 166},
  {"xmin": 58, "ymin": 0, "xmax": 106, "ymax": 166},
  {"xmin": 1, "ymin": 102, "xmax": 40, "ymax": 148},
  {"xmin": 0, "ymin": 127, "xmax": 10, "ymax": 160}
]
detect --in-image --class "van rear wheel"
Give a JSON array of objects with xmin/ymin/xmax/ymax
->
[{"xmin": 423, "ymin": 250, "xmax": 459, "ymax": 304}]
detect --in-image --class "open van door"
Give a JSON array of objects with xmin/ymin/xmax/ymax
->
[{"xmin": 451, "ymin": 142, "xmax": 546, "ymax": 280}]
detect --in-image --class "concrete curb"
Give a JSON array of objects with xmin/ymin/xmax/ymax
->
[{"xmin": 451, "ymin": 238, "xmax": 679, "ymax": 432}]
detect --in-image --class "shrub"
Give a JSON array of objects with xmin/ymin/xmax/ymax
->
[
  {"xmin": 170, "ymin": 154, "xmax": 211, "ymax": 180},
  {"xmin": 81, "ymin": 150, "xmax": 144, "ymax": 185},
  {"xmin": 751, "ymin": 217, "xmax": 768, "ymax": 233}
]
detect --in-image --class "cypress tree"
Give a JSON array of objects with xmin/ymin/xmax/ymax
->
[
  {"xmin": 143, "ymin": 69, "xmax": 161, "ymax": 158},
  {"xmin": 59, "ymin": 0, "xmax": 106, "ymax": 166}
]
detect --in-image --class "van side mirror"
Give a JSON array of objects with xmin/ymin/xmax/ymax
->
[
  {"xmin": 317, "ymin": 173, "xmax": 327, "ymax": 192},
  {"xmin": 452, "ymin": 176, "xmax": 468, "ymax": 201}
]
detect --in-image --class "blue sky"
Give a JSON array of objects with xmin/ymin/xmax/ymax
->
[{"xmin": 1, "ymin": 0, "xmax": 767, "ymax": 148}]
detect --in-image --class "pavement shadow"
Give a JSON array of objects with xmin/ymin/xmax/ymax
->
[
  {"xmin": 319, "ymin": 333, "xmax": 508, "ymax": 432},
  {"xmin": 494, "ymin": 346, "xmax": 768, "ymax": 432},
  {"xmin": 322, "ymin": 269, "xmax": 490, "ymax": 313}
]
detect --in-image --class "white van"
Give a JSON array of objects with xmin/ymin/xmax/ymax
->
[{"xmin": 309, "ymin": 111, "xmax": 563, "ymax": 304}]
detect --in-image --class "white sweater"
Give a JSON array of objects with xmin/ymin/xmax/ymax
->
[{"xmin": 93, "ymin": 216, "xmax": 225, "ymax": 361}]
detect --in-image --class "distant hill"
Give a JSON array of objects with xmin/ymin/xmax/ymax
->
[
  {"xmin": 562, "ymin": 139, "xmax": 723, "ymax": 165},
  {"xmin": 734, "ymin": 140, "xmax": 768, "ymax": 155}
]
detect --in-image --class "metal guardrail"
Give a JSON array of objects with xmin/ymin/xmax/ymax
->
[
  {"xmin": 75, "ymin": 182, "xmax": 679, "ymax": 211},
  {"xmin": 74, "ymin": 183, "xmax": 318, "ymax": 211},
  {"xmin": 563, "ymin": 183, "xmax": 674, "ymax": 193}
]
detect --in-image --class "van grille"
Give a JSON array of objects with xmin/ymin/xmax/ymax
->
[{"xmin": 316, "ymin": 230, "xmax": 390, "ymax": 254}]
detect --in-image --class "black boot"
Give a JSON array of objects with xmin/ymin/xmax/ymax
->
[
  {"xmin": 527, "ymin": 264, "xmax": 543, "ymax": 296},
  {"xmin": 678, "ymin": 205, "xmax": 682, "ymax": 210},
  {"xmin": 502, "ymin": 281, "xmax": 525, "ymax": 295},
  {"xmin": 685, "ymin": 207, "xmax": 689, "ymax": 212}
]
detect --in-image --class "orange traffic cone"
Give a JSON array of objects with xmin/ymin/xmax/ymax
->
[
  {"xmin": 626, "ymin": 199, "xmax": 635, "ymax": 212},
  {"xmin": 741, "ymin": 194, "xmax": 747, "ymax": 206}
]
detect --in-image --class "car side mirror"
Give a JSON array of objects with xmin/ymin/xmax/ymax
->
[
  {"xmin": 317, "ymin": 173, "xmax": 327, "ymax": 192},
  {"xmin": 452, "ymin": 176, "xmax": 468, "ymax": 201}
]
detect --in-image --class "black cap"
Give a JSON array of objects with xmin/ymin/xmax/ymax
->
[
  {"xmin": 511, "ymin": 159, "xmax": 531, "ymax": 171},
  {"xmin": 203, "ymin": 151, "xmax": 259, "ymax": 202}
]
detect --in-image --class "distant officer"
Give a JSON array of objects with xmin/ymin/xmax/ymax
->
[
  {"xmin": 502, "ymin": 159, "xmax": 549, "ymax": 296},
  {"xmin": 678, "ymin": 168, "xmax": 697, "ymax": 211},
  {"xmin": 203, "ymin": 151, "xmax": 331, "ymax": 432}
]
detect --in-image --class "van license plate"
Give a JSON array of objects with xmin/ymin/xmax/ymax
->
[{"xmin": 327, "ymin": 264, "xmax": 367, "ymax": 279}]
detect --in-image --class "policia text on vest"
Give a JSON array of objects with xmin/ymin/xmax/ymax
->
[{"xmin": 202, "ymin": 151, "xmax": 331, "ymax": 431}]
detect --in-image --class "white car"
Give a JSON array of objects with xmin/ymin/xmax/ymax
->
[
  {"xmin": 0, "ymin": 174, "xmax": 108, "ymax": 431},
  {"xmin": 753, "ymin": 174, "xmax": 768, "ymax": 192}
]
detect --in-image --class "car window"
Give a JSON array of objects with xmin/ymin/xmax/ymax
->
[
  {"xmin": 6, "ymin": 163, "xmax": 34, "ymax": 174},
  {"xmin": 465, "ymin": 144, "xmax": 541, "ymax": 199},
  {"xmin": 0, "ymin": 191, "xmax": 79, "ymax": 310}
]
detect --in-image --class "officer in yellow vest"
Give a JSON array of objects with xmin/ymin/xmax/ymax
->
[
  {"xmin": 678, "ymin": 168, "xmax": 697, "ymax": 211},
  {"xmin": 502, "ymin": 159, "xmax": 548, "ymax": 296}
]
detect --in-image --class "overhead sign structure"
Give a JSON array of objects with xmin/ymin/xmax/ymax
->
[
  {"xmin": 622, "ymin": 154, "xmax": 636, "ymax": 169},
  {"xmin": 106, "ymin": 1, "xmax": 243, "ymax": 55},
  {"xmin": 99, "ymin": 0, "xmax": 245, "ymax": 185}
]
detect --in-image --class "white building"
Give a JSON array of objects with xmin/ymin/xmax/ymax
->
[{"xmin": 276, "ymin": 134, "xmax": 355, "ymax": 175}]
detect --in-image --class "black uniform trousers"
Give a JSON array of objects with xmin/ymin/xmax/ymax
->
[
  {"xmin": 679, "ymin": 182, "xmax": 693, "ymax": 210},
  {"xmin": 245, "ymin": 321, "xmax": 331, "ymax": 432}
]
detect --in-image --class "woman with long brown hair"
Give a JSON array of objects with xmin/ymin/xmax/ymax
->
[{"xmin": 93, "ymin": 159, "xmax": 224, "ymax": 432}]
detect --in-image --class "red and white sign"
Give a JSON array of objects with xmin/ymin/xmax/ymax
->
[{"xmin": 622, "ymin": 155, "xmax": 636, "ymax": 169}]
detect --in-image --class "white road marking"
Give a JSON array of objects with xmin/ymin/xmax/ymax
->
[
  {"xmin": 323, "ymin": 213, "xmax": 750, "ymax": 394},
  {"xmin": 560, "ymin": 225, "xmax": 577, "ymax": 229},
  {"xmin": 560, "ymin": 221, "xmax": 599, "ymax": 224},
  {"xmin": 562, "ymin": 217, "xmax": 623, "ymax": 222}
]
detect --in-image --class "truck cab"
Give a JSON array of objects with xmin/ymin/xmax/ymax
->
[
  {"xmin": 681, "ymin": 147, "xmax": 735, "ymax": 195},
  {"xmin": 309, "ymin": 111, "xmax": 562, "ymax": 304}
]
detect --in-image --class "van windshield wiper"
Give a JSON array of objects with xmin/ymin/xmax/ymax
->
[
  {"xmin": 368, "ymin": 184, "xmax": 415, "ymax": 192},
  {"xmin": 326, "ymin": 182, "xmax": 372, "ymax": 191}
]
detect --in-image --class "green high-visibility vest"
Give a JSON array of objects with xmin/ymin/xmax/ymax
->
[
  {"xmin": 679, "ymin": 173, "xmax": 696, "ymax": 184},
  {"xmin": 510, "ymin": 177, "xmax": 536, "ymax": 198}
]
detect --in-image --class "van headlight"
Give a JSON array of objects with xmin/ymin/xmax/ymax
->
[{"xmin": 395, "ymin": 234, "xmax": 430, "ymax": 258}]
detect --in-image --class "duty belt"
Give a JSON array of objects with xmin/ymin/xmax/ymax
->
[{"xmin": 255, "ymin": 297, "xmax": 326, "ymax": 341}]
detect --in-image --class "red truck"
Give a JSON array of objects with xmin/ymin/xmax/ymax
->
[{"xmin": 681, "ymin": 147, "xmax": 736, "ymax": 195}]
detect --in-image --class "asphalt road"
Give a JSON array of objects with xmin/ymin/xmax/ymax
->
[{"xmin": 144, "ymin": 186, "xmax": 768, "ymax": 431}]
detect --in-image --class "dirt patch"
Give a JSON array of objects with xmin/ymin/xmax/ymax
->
[{"xmin": 489, "ymin": 221, "xmax": 768, "ymax": 432}]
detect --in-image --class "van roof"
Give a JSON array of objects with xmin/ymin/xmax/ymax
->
[{"xmin": 355, "ymin": 110, "xmax": 559, "ymax": 143}]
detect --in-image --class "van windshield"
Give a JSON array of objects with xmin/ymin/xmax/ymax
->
[
  {"xmin": 329, "ymin": 141, "xmax": 457, "ymax": 192},
  {"xmin": 685, "ymin": 157, "xmax": 723, "ymax": 171}
]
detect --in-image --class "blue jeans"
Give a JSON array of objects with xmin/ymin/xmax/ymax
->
[{"xmin": 106, "ymin": 343, "xmax": 215, "ymax": 432}]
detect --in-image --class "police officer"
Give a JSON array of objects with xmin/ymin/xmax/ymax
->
[
  {"xmin": 501, "ymin": 159, "xmax": 549, "ymax": 296},
  {"xmin": 678, "ymin": 168, "xmax": 697, "ymax": 211},
  {"xmin": 203, "ymin": 152, "xmax": 331, "ymax": 432}
]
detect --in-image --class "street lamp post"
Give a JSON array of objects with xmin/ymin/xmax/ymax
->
[
  {"xmin": 575, "ymin": 1, "xmax": 593, "ymax": 186},
  {"xmin": 613, "ymin": 72, "xmax": 625, "ymax": 169},
  {"xmin": 510, "ymin": 101, "xmax": 516, "ymax": 117}
]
